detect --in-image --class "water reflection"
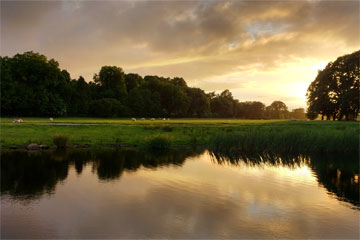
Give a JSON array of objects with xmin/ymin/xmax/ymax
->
[
  {"xmin": 1, "ymin": 148, "xmax": 359, "ymax": 238},
  {"xmin": 210, "ymin": 151, "xmax": 359, "ymax": 208},
  {"xmin": 2, "ymin": 148, "xmax": 358, "ymax": 208},
  {"xmin": 1, "ymin": 148, "xmax": 204, "ymax": 201}
]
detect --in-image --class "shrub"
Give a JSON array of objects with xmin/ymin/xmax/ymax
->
[
  {"xmin": 145, "ymin": 135, "xmax": 172, "ymax": 150},
  {"xmin": 53, "ymin": 134, "xmax": 69, "ymax": 148},
  {"xmin": 115, "ymin": 137, "xmax": 122, "ymax": 144},
  {"xmin": 162, "ymin": 125, "xmax": 173, "ymax": 132},
  {"xmin": 143, "ymin": 125, "xmax": 160, "ymax": 130}
]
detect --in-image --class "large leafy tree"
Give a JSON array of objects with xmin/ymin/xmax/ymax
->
[
  {"xmin": 210, "ymin": 90, "xmax": 235, "ymax": 118},
  {"xmin": 1, "ymin": 51, "xmax": 70, "ymax": 116},
  {"xmin": 185, "ymin": 87, "xmax": 210, "ymax": 117},
  {"xmin": 290, "ymin": 108, "xmax": 306, "ymax": 120},
  {"xmin": 125, "ymin": 73, "xmax": 143, "ymax": 93},
  {"xmin": 126, "ymin": 87, "xmax": 162, "ymax": 117},
  {"xmin": 68, "ymin": 76, "xmax": 91, "ymax": 115},
  {"xmin": 142, "ymin": 75, "xmax": 190, "ymax": 117},
  {"xmin": 265, "ymin": 101, "xmax": 289, "ymax": 119},
  {"xmin": 306, "ymin": 50, "xmax": 359, "ymax": 120},
  {"xmin": 236, "ymin": 101, "xmax": 266, "ymax": 119},
  {"xmin": 90, "ymin": 98, "xmax": 129, "ymax": 117},
  {"xmin": 94, "ymin": 66, "xmax": 127, "ymax": 101}
]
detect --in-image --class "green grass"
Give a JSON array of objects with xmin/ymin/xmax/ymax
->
[
  {"xmin": 209, "ymin": 126, "xmax": 359, "ymax": 155},
  {"xmin": 0, "ymin": 117, "xmax": 281, "ymax": 125},
  {"xmin": 0, "ymin": 118, "xmax": 358, "ymax": 154},
  {"xmin": 145, "ymin": 134, "xmax": 173, "ymax": 150}
]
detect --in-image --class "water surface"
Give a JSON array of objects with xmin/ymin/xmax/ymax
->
[{"xmin": 1, "ymin": 148, "xmax": 359, "ymax": 238}]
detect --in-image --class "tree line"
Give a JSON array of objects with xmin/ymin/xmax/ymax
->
[{"xmin": 0, "ymin": 51, "xmax": 309, "ymax": 119}]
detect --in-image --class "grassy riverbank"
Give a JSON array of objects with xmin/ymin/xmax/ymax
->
[{"xmin": 0, "ymin": 118, "xmax": 358, "ymax": 153}]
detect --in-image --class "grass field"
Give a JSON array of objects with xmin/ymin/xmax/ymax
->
[
  {"xmin": 1, "ymin": 117, "xmax": 282, "ymax": 125},
  {"xmin": 1, "ymin": 118, "xmax": 359, "ymax": 153}
]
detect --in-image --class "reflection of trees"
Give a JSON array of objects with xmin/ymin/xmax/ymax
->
[
  {"xmin": 210, "ymin": 151, "xmax": 359, "ymax": 209},
  {"xmin": 1, "ymin": 150, "xmax": 69, "ymax": 200},
  {"xmin": 1, "ymin": 148, "xmax": 205, "ymax": 200},
  {"xmin": 308, "ymin": 153, "xmax": 359, "ymax": 208},
  {"xmin": 93, "ymin": 148, "xmax": 204, "ymax": 180},
  {"xmin": 3, "ymin": 147, "xmax": 357, "ymax": 209}
]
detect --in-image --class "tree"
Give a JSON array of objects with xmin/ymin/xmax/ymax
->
[
  {"xmin": 142, "ymin": 75, "xmax": 190, "ymax": 117},
  {"xmin": 170, "ymin": 77, "xmax": 187, "ymax": 88},
  {"xmin": 125, "ymin": 73, "xmax": 143, "ymax": 93},
  {"xmin": 160, "ymin": 83, "xmax": 190, "ymax": 117},
  {"xmin": 210, "ymin": 90, "xmax": 234, "ymax": 118},
  {"xmin": 236, "ymin": 101, "xmax": 266, "ymax": 119},
  {"xmin": 290, "ymin": 108, "xmax": 306, "ymax": 120},
  {"xmin": 0, "ymin": 51, "xmax": 69, "ymax": 116},
  {"xmin": 89, "ymin": 98, "xmax": 129, "ymax": 117},
  {"xmin": 94, "ymin": 66, "xmax": 127, "ymax": 101},
  {"xmin": 126, "ymin": 88, "xmax": 162, "ymax": 117},
  {"xmin": 306, "ymin": 50, "xmax": 359, "ymax": 120},
  {"xmin": 306, "ymin": 106, "xmax": 318, "ymax": 120},
  {"xmin": 186, "ymin": 88, "xmax": 210, "ymax": 117},
  {"xmin": 68, "ymin": 76, "xmax": 91, "ymax": 115},
  {"xmin": 265, "ymin": 101, "xmax": 289, "ymax": 119}
]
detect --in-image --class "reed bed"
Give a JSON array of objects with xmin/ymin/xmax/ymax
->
[{"xmin": 209, "ymin": 127, "xmax": 358, "ymax": 155}]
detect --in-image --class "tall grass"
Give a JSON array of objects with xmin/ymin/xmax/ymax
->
[
  {"xmin": 145, "ymin": 134, "xmax": 172, "ymax": 150},
  {"xmin": 53, "ymin": 134, "xmax": 69, "ymax": 148},
  {"xmin": 209, "ymin": 127, "xmax": 359, "ymax": 156}
]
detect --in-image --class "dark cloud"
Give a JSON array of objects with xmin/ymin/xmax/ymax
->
[{"xmin": 1, "ymin": 0, "xmax": 359, "ymax": 107}]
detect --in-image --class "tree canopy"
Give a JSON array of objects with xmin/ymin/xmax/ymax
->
[{"xmin": 306, "ymin": 50, "xmax": 359, "ymax": 120}]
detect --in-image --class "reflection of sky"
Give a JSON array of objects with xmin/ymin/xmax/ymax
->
[{"xmin": 1, "ymin": 152, "xmax": 359, "ymax": 238}]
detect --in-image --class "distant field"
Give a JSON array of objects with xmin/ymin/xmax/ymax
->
[
  {"xmin": 0, "ymin": 118, "xmax": 358, "ymax": 153},
  {"xmin": 1, "ymin": 117, "xmax": 283, "ymax": 125}
]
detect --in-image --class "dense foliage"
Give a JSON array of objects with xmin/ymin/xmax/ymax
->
[
  {"xmin": 1, "ymin": 51, "xmax": 305, "ymax": 119},
  {"xmin": 306, "ymin": 50, "xmax": 359, "ymax": 120}
]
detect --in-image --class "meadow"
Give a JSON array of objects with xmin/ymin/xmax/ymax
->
[{"xmin": 1, "ymin": 118, "xmax": 358, "ymax": 154}]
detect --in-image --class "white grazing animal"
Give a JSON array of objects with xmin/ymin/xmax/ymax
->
[
  {"xmin": 131, "ymin": 118, "xmax": 136, "ymax": 121},
  {"xmin": 49, "ymin": 118, "xmax": 54, "ymax": 121}
]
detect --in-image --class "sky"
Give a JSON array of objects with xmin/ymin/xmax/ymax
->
[{"xmin": 1, "ymin": 0, "xmax": 359, "ymax": 109}]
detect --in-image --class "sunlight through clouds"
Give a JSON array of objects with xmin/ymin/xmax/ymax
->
[{"xmin": 1, "ymin": 0, "xmax": 359, "ymax": 108}]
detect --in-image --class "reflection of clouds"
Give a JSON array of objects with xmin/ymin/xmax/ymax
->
[
  {"xmin": 71, "ymin": 160, "xmax": 358, "ymax": 238},
  {"xmin": 2, "ymin": 151, "xmax": 359, "ymax": 238}
]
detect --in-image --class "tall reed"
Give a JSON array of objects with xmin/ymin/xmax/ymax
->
[{"xmin": 209, "ymin": 127, "xmax": 358, "ymax": 155}]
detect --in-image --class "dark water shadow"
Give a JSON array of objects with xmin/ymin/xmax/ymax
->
[
  {"xmin": 1, "ymin": 147, "xmax": 359, "ymax": 209},
  {"xmin": 1, "ymin": 147, "xmax": 205, "ymax": 202}
]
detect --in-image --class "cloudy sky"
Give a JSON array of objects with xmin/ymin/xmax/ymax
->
[{"xmin": 1, "ymin": 0, "xmax": 359, "ymax": 109}]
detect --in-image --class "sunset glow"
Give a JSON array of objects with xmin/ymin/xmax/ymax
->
[{"xmin": 1, "ymin": 0, "xmax": 359, "ymax": 109}]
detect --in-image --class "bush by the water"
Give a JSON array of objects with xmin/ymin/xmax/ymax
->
[
  {"xmin": 145, "ymin": 135, "xmax": 172, "ymax": 150},
  {"xmin": 53, "ymin": 134, "xmax": 69, "ymax": 148}
]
